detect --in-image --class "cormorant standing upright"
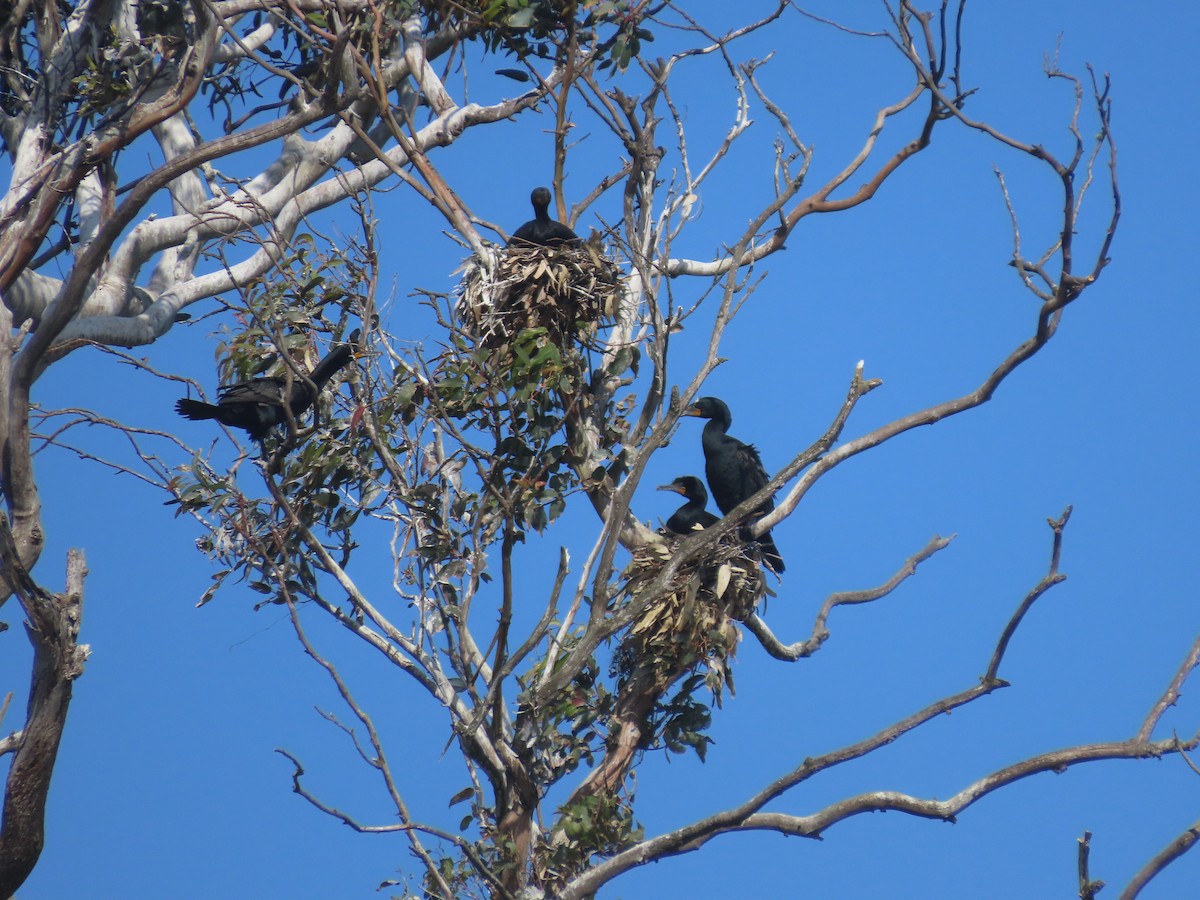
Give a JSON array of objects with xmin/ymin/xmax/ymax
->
[
  {"xmin": 658, "ymin": 475, "xmax": 721, "ymax": 535},
  {"xmin": 176, "ymin": 330, "xmax": 359, "ymax": 443},
  {"xmin": 508, "ymin": 187, "xmax": 580, "ymax": 247},
  {"xmin": 683, "ymin": 396, "xmax": 786, "ymax": 573}
]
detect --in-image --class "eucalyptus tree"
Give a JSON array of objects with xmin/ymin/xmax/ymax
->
[{"xmin": 1, "ymin": 2, "xmax": 1193, "ymax": 897}]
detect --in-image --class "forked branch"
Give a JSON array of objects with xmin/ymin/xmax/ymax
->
[
  {"xmin": 744, "ymin": 533, "xmax": 953, "ymax": 660},
  {"xmin": 1078, "ymin": 831, "xmax": 1105, "ymax": 900},
  {"xmin": 278, "ymin": 597, "xmax": 452, "ymax": 899}
]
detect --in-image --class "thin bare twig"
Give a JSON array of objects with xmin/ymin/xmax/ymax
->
[
  {"xmin": 279, "ymin": 596, "xmax": 454, "ymax": 900},
  {"xmin": 1137, "ymin": 633, "xmax": 1200, "ymax": 744},
  {"xmin": 276, "ymin": 748, "xmax": 515, "ymax": 900},
  {"xmin": 985, "ymin": 507, "xmax": 1071, "ymax": 683},
  {"xmin": 744, "ymin": 533, "xmax": 953, "ymax": 660},
  {"xmin": 1078, "ymin": 830, "xmax": 1105, "ymax": 900}
]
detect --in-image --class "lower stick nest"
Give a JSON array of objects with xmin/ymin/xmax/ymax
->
[
  {"xmin": 457, "ymin": 242, "xmax": 622, "ymax": 350},
  {"xmin": 616, "ymin": 533, "xmax": 771, "ymax": 697}
]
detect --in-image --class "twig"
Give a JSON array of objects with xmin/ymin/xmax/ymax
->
[
  {"xmin": 743, "ymin": 533, "xmax": 953, "ymax": 660},
  {"xmin": 279, "ymin": 596, "xmax": 455, "ymax": 900},
  {"xmin": 1078, "ymin": 830, "xmax": 1105, "ymax": 900},
  {"xmin": 275, "ymin": 748, "xmax": 515, "ymax": 900},
  {"xmin": 1136, "ymin": 632, "xmax": 1200, "ymax": 744},
  {"xmin": 985, "ymin": 506, "xmax": 1071, "ymax": 683}
]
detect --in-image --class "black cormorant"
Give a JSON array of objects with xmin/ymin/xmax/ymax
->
[
  {"xmin": 176, "ymin": 330, "xmax": 359, "ymax": 443},
  {"xmin": 508, "ymin": 186, "xmax": 579, "ymax": 247},
  {"xmin": 683, "ymin": 396, "xmax": 786, "ymax": 573},
  {"xmin": 658, "ymin": 475, "xmax": 721, "ymax": 535}
]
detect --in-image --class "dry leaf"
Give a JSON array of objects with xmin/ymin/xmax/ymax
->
[{"xmin": 714, "ymin": 563, "xmax": 731, "ymax": 599}]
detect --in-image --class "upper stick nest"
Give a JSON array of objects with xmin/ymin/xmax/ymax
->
[{"xmin": 457, "ymin": 242, "xmax": 623, "ymax": 350}]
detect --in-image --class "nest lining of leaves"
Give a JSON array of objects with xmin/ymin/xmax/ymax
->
[
  {"xmin": 616, "ymin": 531, "xmax": 772, "ymax": 701},
  {"xmin": 457, "ymin": 241, "xmax": 623, "ymax": 351}
]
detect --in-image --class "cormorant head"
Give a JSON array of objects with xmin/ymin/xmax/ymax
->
[
  {"xmin": 658, "ymin": 475, "xmax": 708, "ymax": 502},
  {"xmin": 683, "ymin": 396, "xmax": 731, "ymax": 425},
  {"xmin": 530, "ymin": 186, "xmax": 552, "ymax": 212},
  {"xmin": 345, "ymin": 328, "xmax": 365, "ymax": 357}
]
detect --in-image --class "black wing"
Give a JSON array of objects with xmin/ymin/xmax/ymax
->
[
  {"xmin": 510, "ymin": 219, "xmax": 580, "ymax": 247},
  {"xmin": 706, "ymin": 434, "xmax": 770, "ymax": 515},
  {"xmin": 664, "ymin": 506, "xmax": 721, "ymax": 535},
  {"xmin": 734, "ymin": 442, "xmax": 773, "ymax": 513},
  {"xmin": 705, "ymin": 437, "xmax": 785, "ymax": 573},
  {"xmin": 216, "ymin": 377, "xmax": 287, "ymax": 406}
]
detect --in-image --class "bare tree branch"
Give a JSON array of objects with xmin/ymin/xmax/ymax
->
[
  {"xmin": 744, "ymin": 533, "xmax": 954, "ymax": 660},
  {"xmin": 555, "ymin": 507, "xmax": 1152, "ymax": 898},
  {"xmin": 1120, "ymin": 819, "xmax": 1200, "ymax": 900},
  {"xmin": 279, "ymin": 597, "xmax": 453, "ymax": 900},
  {"xmin": 985, "ymin": 506, "xmax": 1071, "ymax": 682}
]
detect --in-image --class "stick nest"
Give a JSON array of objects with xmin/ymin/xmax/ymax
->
[
  {"xmin": 617, "ymin": 532, "xmax": 771, "ymax": 694},
  {"xmin": 457, "ymin": 242, "xmax": 622, "ymax": 350}
]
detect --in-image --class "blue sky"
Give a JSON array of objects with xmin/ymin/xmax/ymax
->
[{"xmin": 4, "ymin": 2, "xmax": 1199, "ymax": 897}]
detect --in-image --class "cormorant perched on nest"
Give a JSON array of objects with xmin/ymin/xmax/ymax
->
[
  {"xmin": 623, "ymin": 471, "xmax": 770, "ymax": 694},
  {"xmin": 176, "ymin": 330, "xmax": 359, "ymax": 443},
  {"xmin": 683, "ymin": 396, "xmax": 786, "ymax": 574},
  {"xmin": 658, "ymin": 475, "xmax": 720, "ymax": 535},
  {"xmin": 459, "ymin": 186, "xmax": 617, "ymax": 350},
  {"xmin": 508, "ymin": 186, "xmax": 580, "ymax": 247}
]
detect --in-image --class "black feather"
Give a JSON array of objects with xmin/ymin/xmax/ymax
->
[
  {"xmin": 508, "ymin": 186, "xmax": 580, "ymax": 248},
  {"xmin": 176, "ymin": 331, "xmax": 358, "ymax": 443},
  {"xmin": 658, "ymin": 475, "xmax": 720, "ymax": 535},
  {"xmin": 683, "ymin": 396, "xmax": 786, "ymax": 574}
]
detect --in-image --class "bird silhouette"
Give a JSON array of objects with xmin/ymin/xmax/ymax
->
[
  {"xmin": 508, "ymin": 186, "xmax": 579, "ymax": 247},
  {"xmin": 176, "ymin": 330, "xmax": 359, "ymax": 444},
  {"xmin": 658, "ymin": 475, "xmax": 721, "ymax": 535},
  {"xmin": 683, "ymin": 396, "xmax": 785, "ymax": 573}
]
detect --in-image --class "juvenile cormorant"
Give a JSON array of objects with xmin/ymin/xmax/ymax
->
[
  {"xmin": 508, "ymin": 186, "xmax": 580, "ymax": 247},
  {"xmin": 658, "ymin": 475, "xmax": 721, "ymax": 535},
  {"xmin": 683, "ymin": 396, "xmax": 786, "ymax": 573},
  {"xmin": 176, "ymin": 330, "xmax": 359, "ymax": 443}
]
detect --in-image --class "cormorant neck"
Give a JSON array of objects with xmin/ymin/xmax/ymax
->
[
  {"xmin": 309, "ymin": 344, "xmax": 352, "ymax": 388},
  {"xmin": 702, "ymin": 416, "xmax": 729, "ymax": 445}
]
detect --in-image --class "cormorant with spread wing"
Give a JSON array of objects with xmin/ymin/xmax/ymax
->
[
  {"xmin": 658, "ymin": 475, "xmax": 720, "ymax": 535},
  {"xmin": 176, "ymin": 330, "xmax": 359, "ymax": 443},
  {"xmin": 508, "ymin": 186, "xmax": 579, "ymax": 247},
  {"xmin": 683, "ymin": 396, "xmax": 786, "ymax": 573}
]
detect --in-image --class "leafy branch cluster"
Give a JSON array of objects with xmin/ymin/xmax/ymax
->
[
  {"xmin": 171, "ymin": 233, "xmax": 372, "ymax": 606},
  {"xmin": 425, "ymin": 0, "xmax": 655, "ymax": 69}
]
